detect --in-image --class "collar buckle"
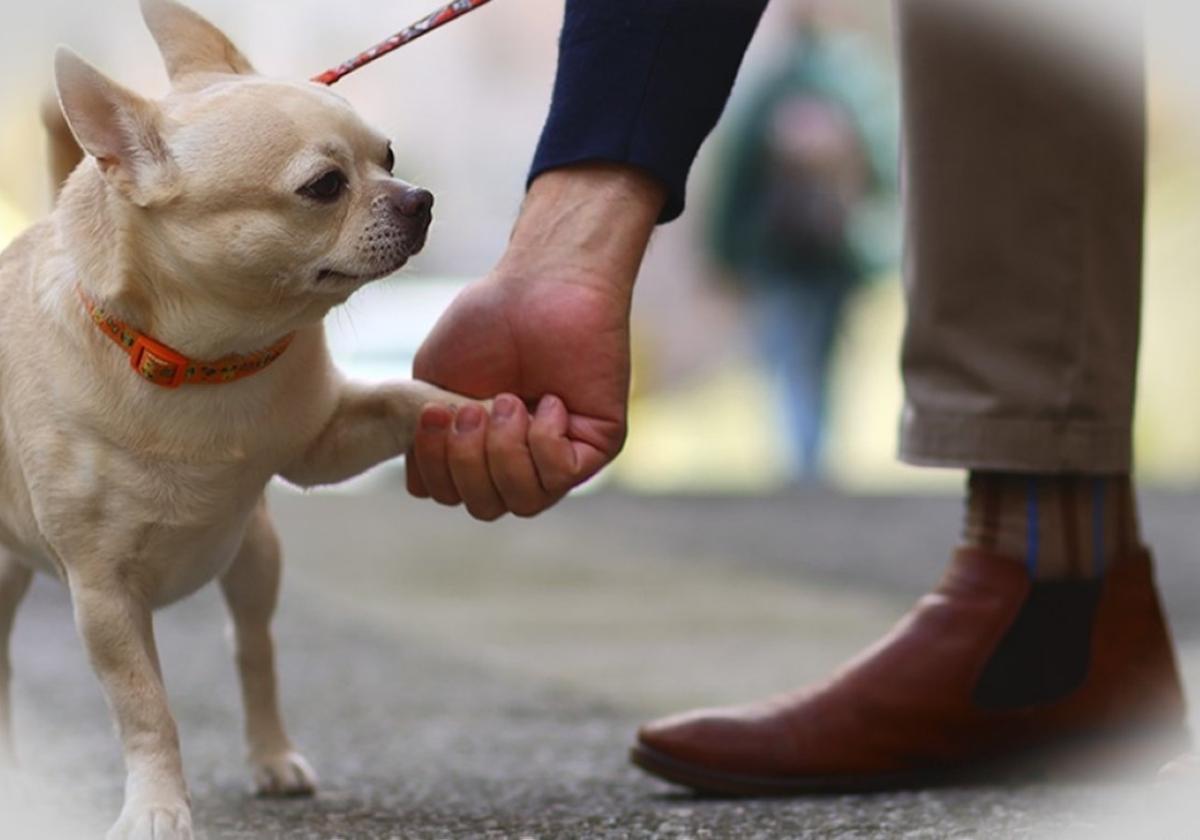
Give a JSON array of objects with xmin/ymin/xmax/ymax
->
[{"xmin": 130, "ymin": 336, "xmax": 189, "ymax": 389}]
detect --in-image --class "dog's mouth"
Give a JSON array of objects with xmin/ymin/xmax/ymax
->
[
  {"xmin": 317, "ymin": 243, "xmax": 426, "ymax": 287},
  {"xmin": 315, "ymin": 264, "xmax": 403, "ymax": 285}
]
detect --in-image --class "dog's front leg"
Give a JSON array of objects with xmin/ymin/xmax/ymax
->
[
  {"xmin": 220, "ymin": 497, "xmax": 316, "ymax": 798},
  {"xmin": 70, "ymin": 573, "xmax": 192, "ymax": 840},
  {"xmin": 0, "ymin": 551, "xmax": 33, "ymax": 767},
  {"xmin": 281, "ymin": 380, "xmax": 486, "ymax": 488}
]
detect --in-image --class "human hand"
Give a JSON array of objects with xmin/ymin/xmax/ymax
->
[{"xmin": 406, "ymin": 164, "xmax": 665, "ymax": 520}]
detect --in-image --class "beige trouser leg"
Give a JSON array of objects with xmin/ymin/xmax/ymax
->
[{"xmin": 896, "ymin": 0, "xmax": 1145, "ymax": 473}]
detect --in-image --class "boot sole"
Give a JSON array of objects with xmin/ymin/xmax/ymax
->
[
  {"xmin": 630, "ymin": 744, "xmax": 941, "ymax": 796},
  {"xmin": 630, "ymin": 725, "xmax": 1192, "ymax": 798}
]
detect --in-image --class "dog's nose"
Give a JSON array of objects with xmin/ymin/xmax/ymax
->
[{"xmin": 393, "ymin": 187, "xmax": 434, "ymax": 220}]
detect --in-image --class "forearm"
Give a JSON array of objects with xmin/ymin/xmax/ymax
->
[{"xmin": 500, "ymin": 164, "xmax": 667, "ymax": 300}]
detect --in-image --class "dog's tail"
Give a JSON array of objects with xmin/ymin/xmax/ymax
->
[{"xmin": 40, "ymin": 94, "xmax": 84, "ymax": 201}]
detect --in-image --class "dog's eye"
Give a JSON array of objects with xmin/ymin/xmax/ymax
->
[
  {"xmin": 384, "ymin": 145, "xmax": 395, "ymax": 174},
  {"xmin": 299, "ymin": 170, "xmax": 348, "ymax": 203}
]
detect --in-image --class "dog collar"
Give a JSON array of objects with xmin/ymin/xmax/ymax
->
[{"xmin": 79, "ymin": 289, "xmax": 295, "ymax": 389}]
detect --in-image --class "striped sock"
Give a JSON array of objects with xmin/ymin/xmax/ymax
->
[{"xmin": 963, "ymin": 472, "xmax": 1141, "ymax": 579}]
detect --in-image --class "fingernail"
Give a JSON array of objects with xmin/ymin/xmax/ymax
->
[
  {"xmin": 493, "ymin": 396, "xmax": 517, "ymax": 422},
  {"xmin": 455, "ymin": 404, "xmax": 483, "ymax": 433},
  {"xmin": 421, "ymin": 410, "xmax": 450, "ymax": 432}
]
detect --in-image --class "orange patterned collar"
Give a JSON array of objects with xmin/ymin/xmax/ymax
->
[{"xmin": 79, "ymin": 289, "xmax": 295, "ymax": 389}]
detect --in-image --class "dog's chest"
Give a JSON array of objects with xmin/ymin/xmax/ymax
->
[
  {"xmin": 5, "ymin": 388, "xmax": 318, "ymax": 601},
  {"xmin": 27, "ymin": 440, "xmax": 272, "ymax": 599}
]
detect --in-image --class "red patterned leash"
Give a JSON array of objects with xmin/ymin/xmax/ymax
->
[{"xmin": 313, "ymin": 0, "xmax": 496, "ymax": 86}]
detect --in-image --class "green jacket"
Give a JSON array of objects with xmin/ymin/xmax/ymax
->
[{"xmin": 710, "ymin": 30, "xmax": 900, "ymax": 284}]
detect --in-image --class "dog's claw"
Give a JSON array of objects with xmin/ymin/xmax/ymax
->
[
  {"xmin": 106, "ymin": 803, "xmax": 193, "ymax": 840},
  {"xmin": 252, "ymin": 750, "xmax": 318, "ymax": 798}
]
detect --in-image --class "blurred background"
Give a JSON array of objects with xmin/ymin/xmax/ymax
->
[
  {"xmin": 3, "ymin": 0, "xmax": 1197, "ymax": 495},
  {"xmin": 7, "ymin": 3, "xmax": 1200, "ymax": 837}
]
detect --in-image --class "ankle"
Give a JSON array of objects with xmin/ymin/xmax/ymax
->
[{"xmin": 964, "ymin": 472, "xmax": 1140, "ymax": 579}]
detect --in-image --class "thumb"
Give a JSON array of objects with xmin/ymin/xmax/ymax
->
[{"xmin": 528, "ymin": 396, "xmax": 623, "ymax": 495}]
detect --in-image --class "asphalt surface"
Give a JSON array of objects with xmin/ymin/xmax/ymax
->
[{"xmin": 6, "ymin": 482, "xmax": 1200, "ymax": 839}]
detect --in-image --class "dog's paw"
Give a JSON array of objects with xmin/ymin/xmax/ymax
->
[
  {"xmin": 251, "ymin": 750, "xmax": 318, "ymax": 798},
  {"xmin": 106, "ymin": 803, "xmax": 193, "ymax": 840}
]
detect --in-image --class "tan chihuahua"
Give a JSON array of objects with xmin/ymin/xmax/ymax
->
[{"xmin": 0, "ymin": 1, "xmax": 484, "ymax": 837}]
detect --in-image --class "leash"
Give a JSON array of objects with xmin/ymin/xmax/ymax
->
[{"xmin": 313, "ymin": 0, "xmax": 496, "ymax": 86}]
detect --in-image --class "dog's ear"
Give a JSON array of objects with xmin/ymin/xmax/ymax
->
[
  {"xmin": 54, "ymin": 48, "xmax": 178, "ymax": 207},
  {"xmin": 140, "ymin": 0, "xmax": 255, "ymax": 83}
]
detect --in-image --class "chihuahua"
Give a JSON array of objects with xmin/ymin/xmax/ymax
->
[{"xmin": 0, "ymin": 1, "xmax": 484, "ymax": 837}]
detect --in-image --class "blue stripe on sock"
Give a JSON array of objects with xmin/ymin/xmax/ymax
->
[
  {"xmin": 1026, "ymin": 477, "xmax": 1039, "ymax": 578},
  {"xmin": 1093, "ymin": 478, "xmax": 1106, "ymax": 576}
]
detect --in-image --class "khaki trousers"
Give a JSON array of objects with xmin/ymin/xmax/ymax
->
[{"xmin": 896, "ymin": 1, "xmax": 1145, "ymax": 473}]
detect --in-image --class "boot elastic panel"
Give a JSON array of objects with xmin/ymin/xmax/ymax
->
[{"xmin": 973, "ymin": 578, "xmax": 1104, "ymax": 710}]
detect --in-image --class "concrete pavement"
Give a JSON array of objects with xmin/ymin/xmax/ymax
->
[{"xmin": 5, "ymin": 482, "xmax": 1200, "ymax": 838}]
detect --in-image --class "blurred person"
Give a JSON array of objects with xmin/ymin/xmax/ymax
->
[
  {"xmin": 406, "ymin": 0, "xmax": 1190, "ymax": 792},
  {"xmin": 710, "ymin": 0, "xmax": 898, "ymax": 479}
]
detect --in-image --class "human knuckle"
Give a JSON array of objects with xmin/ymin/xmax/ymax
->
[
  {"xmin": 447, "ymin": 447, "xmax": 482, "ymax": 476},
  {"xmin": 431, "ymin": 489, "xmax": 462, "ymax": 506},
  {"xmin": 512, "ymin": 501, "xmax": 546, "ymax": 519},
  {"xmin": 487, "ymin": 437, "xmax": 524, "ymax": 463},
  {"xmin": 469, "ymin": 504, "xmax": 506, "ymax": 522},
  {"xmin": 528, "ymin": 424, "xmax": 555, "ymax": 447}
]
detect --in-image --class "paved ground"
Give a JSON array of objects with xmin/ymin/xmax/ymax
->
[{"xmin": 6, "ymin": 482, "xmax": 1200, "ymax": 838}]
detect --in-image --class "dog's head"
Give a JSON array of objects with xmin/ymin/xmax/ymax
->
[{"xmin": 54, "ymin": 0, "xmax": 433, "ymax": 321}]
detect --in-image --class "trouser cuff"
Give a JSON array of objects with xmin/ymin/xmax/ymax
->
[{"xmin": 899, "ymin": 408, "xmax": 1132, "ymax": 474}]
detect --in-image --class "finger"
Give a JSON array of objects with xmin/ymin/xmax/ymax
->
[
  {"xmin": 406, "ymin": 446, "xmax": 429, "ymax": 498},
  {"xmin": 447, "ymin": 403, "xmax": 507, "ymax": 521},
  {"xmin": 412, "ymin": 405, "xmax": 462, "ymax": 506},
  {"xmin": 528, "ymin": 395, "xmax": 582, "ymax": 497},
  {"xmin": 487, "ymin": 394, "xmax": 554, "ymax": 518}
]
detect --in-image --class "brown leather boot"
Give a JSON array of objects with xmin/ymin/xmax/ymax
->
[{"xmin": 632, "ymin": 548, "xmax": 1189, "ymax": 795}]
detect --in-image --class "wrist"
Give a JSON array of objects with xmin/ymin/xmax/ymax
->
[{"xmin": 498, "ymin": 163, "xmax": 666, "ymax": 295}]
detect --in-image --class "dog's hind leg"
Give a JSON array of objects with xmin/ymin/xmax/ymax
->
[
  {"xmin": 0, "ymin": 551, "xmax": 32, "ymax": 767},
  {"xmin": 220, "ymin": 496, "xmax": 316, "ymax": 798}
]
